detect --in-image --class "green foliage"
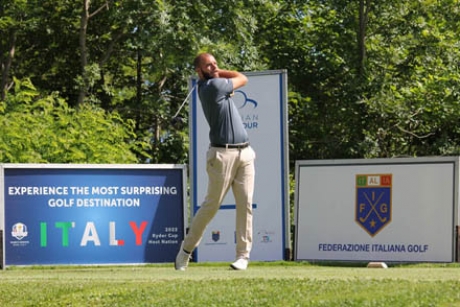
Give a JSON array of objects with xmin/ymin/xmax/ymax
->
[
  {"xmin": 256, "ymin": 1, "xmax": 366, "ymax": 163},
  {"xmin": 2, "ymin": 0, "xmax": 460, "ymax": 165},
  {"xmin": 254, "ymin": 0, "xmax": 460, "ymax": 161},
  {"xmin": 0, "ymin": 78, "xmax": 150, "ymax": 163},
  {"xmin": 363, "ymin": 0, "xmax": 460, "ymax": 157}
]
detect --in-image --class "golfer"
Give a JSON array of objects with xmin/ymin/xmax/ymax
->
[{"xmin": 175, "ymin": 52, "xmax": 256, "ymax": 270}]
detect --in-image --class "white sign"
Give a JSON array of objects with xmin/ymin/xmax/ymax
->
[
  {"xmin": 295, "ymin": 157, "xmax": 457, "ymax": 262},
  {"xmin": 190, "ymin": 70, "xmax": 289, "ymax": 262}
]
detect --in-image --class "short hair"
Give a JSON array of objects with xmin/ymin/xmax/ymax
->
[{"xmin": 193, "ymin": 53, "xmax": 212, "ymax": 68}]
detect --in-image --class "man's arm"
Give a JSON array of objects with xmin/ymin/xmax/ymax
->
[{"xmin": 217, "ymin": 69, "xmax": 248, "ymax": 90}]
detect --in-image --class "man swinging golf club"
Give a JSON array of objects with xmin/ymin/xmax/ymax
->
[{"xmin": 175, "ymin": 52, "xmax": 256, "ymax": 271}]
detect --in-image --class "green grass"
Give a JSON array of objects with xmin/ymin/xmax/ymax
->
[{"xmin": 1, "ymin": 262, "xmax": 459, "ymax": 306}]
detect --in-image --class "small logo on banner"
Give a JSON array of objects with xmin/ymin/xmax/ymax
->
[
  {"xmin": 233, "ymin": 90, "xmax": 259, "ymax": 130},
  {"xmin": 211, "ymin": 231, "xmax": 220, "ymax": 242},
  {"xmin": 356, "ymin": 174, "xmax": 392, "ymax": 237},
  {"xmin": 257, "ymin": 230, "xmax": 275, "ymax": 243},
  {"xmin": 233, "ymin": 90, "xmax": 258, "ymax": 109},
  {"xmin": 11, "ymin": 222, "xmax": 28, "ymax": 240}
]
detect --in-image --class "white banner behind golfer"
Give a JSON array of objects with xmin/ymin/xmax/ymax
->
[{"xmin": 190, "ymin": 70, "xmax": 289, "ymax": 262}]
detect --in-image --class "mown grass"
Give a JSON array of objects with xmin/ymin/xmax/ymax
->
[{"xmin": 1, "ymin": 261, "xmax": 459, "ymax": 306}]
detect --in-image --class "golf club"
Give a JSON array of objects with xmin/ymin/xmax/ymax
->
[{"xmin": 171, "ymin": 84, "xmax": 197, "ymax": 129}]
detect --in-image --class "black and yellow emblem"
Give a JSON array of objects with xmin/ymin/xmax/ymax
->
[{"xmin": 356, "ymin": 174, "xmax": 392, "ymax": 237}]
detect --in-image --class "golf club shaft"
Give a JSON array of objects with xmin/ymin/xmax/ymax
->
[{"xmin": 173, "ymin": 84, "xmax": 197, "ymax": 118}]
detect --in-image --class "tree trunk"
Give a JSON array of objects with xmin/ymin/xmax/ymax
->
[
  {"xmin": 136, "ymin": 49, "xmax": 142, "ymax": 106},
  {"xmin": 77, "ymin": 0, "xmax": 108, "ymax": 105},
  {"xmin": 1, "ymin": 30, "xmax": 16, "ymax": 102},
  {"xmin": 358, "ymin": 0, "xmax": 371, "ymax": 77},
  {"xmin": 77, "ymin": 0, "xmax": 90, "ymax": 105}
]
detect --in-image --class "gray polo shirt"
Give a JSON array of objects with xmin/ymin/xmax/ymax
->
[{"xmin": 198, "ymin": 78, "xmax": 249, "ymax": 145}]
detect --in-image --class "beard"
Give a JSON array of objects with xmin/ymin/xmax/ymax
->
[{"xmin": 201, "ymin": 69, "xmax": 216, "ymax": 80}]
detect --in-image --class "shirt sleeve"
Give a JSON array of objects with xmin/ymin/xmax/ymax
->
[{"xmin": 213, "ymin": 78, "xmax": 234, "ymax": 94}]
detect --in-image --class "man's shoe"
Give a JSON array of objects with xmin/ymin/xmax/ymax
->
[
  {"xmin": 175, "ymin": 243, "xmax": 191, "ymax": 271},
  {"xmin": 230, "ymin": 258, "xmax": 248, "ymax": 270}
]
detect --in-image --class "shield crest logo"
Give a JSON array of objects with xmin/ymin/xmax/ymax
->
[
  {"xmin": 356, "ymin": 174, "xmax": 392, "ymax": 236},
  {"xmin": 11, "ymin": 222, "xmax": 28, "ymax": 240},
  {"xmin": 211, "ymin": 231, "xmax": 220, "ymax": 242}
]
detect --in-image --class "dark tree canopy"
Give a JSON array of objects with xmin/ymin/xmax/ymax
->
[{"xmin": 1, "ymin": 0, "xmax": 459, "ymax": 166}]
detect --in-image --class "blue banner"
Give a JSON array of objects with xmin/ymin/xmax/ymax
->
[{"xmin": 4, "ymin": 165, "xmax": 186, "ymax": 265}]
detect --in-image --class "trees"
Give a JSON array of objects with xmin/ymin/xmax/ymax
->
[
  {"xmin": 255, "ymin": 1, "xmax": 368, "ymax": 165},
  {"xmin": 1, "ymin": 0, "xmax": 267, "ymax": 164},
  {"xmin": 1, "ymin": 0, "xmax": 460, "ymax": 164},
  {"xmin": 362, "ymin": 0, "xmax": 460, "ymax": 157},
  {"xmin": 256, "ymin": 0, "xmax": 460, "ymax": 163},
  {"xmin": 0, "ymin": 0, "xmax": 43, "ymax": 101},
  {"xmin": 0, "ymin": 78, "xmax": 144, "ymax": 163}
]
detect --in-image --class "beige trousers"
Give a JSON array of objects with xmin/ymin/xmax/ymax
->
[{"xmin": 183, "ymin": 145, "xmax": 256, "ymax": 259}]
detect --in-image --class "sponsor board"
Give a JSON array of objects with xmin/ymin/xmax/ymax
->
[
  {"xmin": 295, "ymin": 158, "xmax": 457, "ymax": 262},
  {"xmin": 1, "ymin": 164, "xmax": 187, "ymax": 266}
]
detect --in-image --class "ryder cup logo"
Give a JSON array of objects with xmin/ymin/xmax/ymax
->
[
  {"xmin": 11, "ymin": 222, "xmax": 28, "ymax": 240},
  {"xmin": 356, "ymin": 174, "xmax": 392, "ymax": 237}
]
